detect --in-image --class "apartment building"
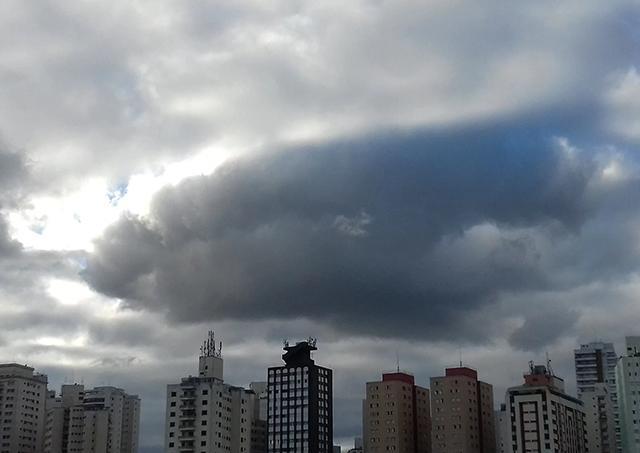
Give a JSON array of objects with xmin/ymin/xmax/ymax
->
[
  {"xmin": 494, "ymin": 405, "xmax": 509, "ymax": 453},
  {"xmin": 506, "ymin": 363, "xmax": 587, "ymax": 453},
  {"xmin": 615, "ymin": 336, "xmax": 640, "ymax": 452},
  {"xmin": 0, "ymin": 364, "xmax": 48, "ymax": 453},
  {"xmin": 582, "ymin": 383, "xmax": 616, "ymax": 453},
  {"xmin": 267, "ymin": 339, "xmax": 333, "ymax": 453},
  {"xmin": 362, "ymin": 371, "xmax": 431, "ymax": 453},
  {"xmin": 430, "ymin": 366, "xmax": 495, "ymax": 453},
  {"xmin": 44, "ymin": 383, "xmax": 140, "ymax": 453},
  {"xmin": 165, "ymin": 331, "xmax": 266, "ymax": 453},
  {"xmin": 574, "ymin": 341, "xmax": 619, "ymax": 452}
]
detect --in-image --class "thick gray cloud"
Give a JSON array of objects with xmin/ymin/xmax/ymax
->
[
  {"xmin": 1, "ymin": 0, "xmax": 640, "ymax": 450},
  {"xmin": 84, "ymin": 116, "xmax": 637, "ymax": 343},
  {"xmin": 509, "ymin": 305, "xmax": 579, "ymax": 351}
]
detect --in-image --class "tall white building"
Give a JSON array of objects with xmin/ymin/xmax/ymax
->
[
  {"xmin": 574, "ymin": 341, "xmax": 620, "ymax": 452},
  {"xmin": 615, "ymin": 336, "xmax": 640, "ymax": 452},
  {"xmin": 164, "ymin": 331, "xmax": 266, "ymax": 453},
  {"xmin": 0, "ymin": 363, "xmax": 48, "ymax": 453},
  {"xmin": 43, "ymin": 383, "xmax": 141, "ymax": 453},
  {"xmin": 506, "ymin": 363, "xmax": 587, "ymax": 453}
]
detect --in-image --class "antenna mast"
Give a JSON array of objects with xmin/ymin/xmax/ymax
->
[
  {"xmin": 201, "ymin": 330, "xmax": 222, "ymax": 358},
  {"xmin": 546, "ymin": 351, "xmax": 554, "ymax": 376}
]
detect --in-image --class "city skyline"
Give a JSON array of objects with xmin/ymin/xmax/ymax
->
[
  {"xmin": 4, "ymin": 333, "xmax": 638, "ymax": 451},
  {"xmin": 1, "ymin": 0, "xmax": 640, "ymax": 451}
]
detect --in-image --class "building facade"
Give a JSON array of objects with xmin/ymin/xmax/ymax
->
[
  {"xmin": 582, "ymin": 383, "xmax": 616, "ymax": 453},
  {"xmin": 267, "ymin": 339, "xmax": 333, "ymax": 453},
  {"xmin": 430, "ymin": 366, "xmax": 495, "ymax": 453},
  {"xmin": 506, "ymin": 363, "xmax": 587, "ymax": 453},
  {"xmin": 0, "ymin": 364, "xmax": 48, "ymax": 453},
  {"xmin": 574, "ymin": 341, "xmax": 620, "ymax": 452},
  {"xmin": 494, "ymin": 405, "xmax": 509, "ymax": 453},
  {"xmin": 249, "ymin": 382, "xmax": 268, "ymax": 452},
  {"xmin": 362, "ymin": 371, "xmax": 431, "ymax": 453},
  {"xmin": 165, "ymin": 331, "xmax": 266, "ymax": 453},
  {"xmin": 615, "ymin": 336, "xmax": 640, "ymax": 453},
  {"xmin": 121, "ymin": 393, "xmax": 141, "ymax": 453},
  {"xmin": 43, "ymin": 383, "xmax": 140, "ymax": 453}
]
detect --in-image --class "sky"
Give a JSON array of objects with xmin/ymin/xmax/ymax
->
[{"xmin": 1, "ymin": 0, "xmax": 640, "ymax": 450}]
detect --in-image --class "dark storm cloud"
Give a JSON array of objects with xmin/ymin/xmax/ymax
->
[{"xmin": 84, "ymin": 116, "xmax": 616, "ymax": 341}]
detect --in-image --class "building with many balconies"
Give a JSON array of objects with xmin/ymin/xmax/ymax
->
[
  {"xmin": 0, "ymin": 364, "xmax": 48, "ymax": 453},
  {"xmin": 164, "ymin": 331, "xmax": 266, "ymax": 453}
]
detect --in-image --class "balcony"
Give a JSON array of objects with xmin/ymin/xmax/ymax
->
[
  {"xmin": 179, "ymin": 412, "xmax": 196, "ymax": 421},
  {"xmin": 179, "ymin": 440, "xmax": 195, "ymax": 453},
  {"xmin": 179, "ymin": 431, "xmax": 195, "ymax": 441}
]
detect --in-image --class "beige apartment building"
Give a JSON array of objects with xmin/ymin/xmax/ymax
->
[
  {"xmin": 363, "ymin": 371, "xmax": 431, "ymax": 453},
  {"xmin": 431, "ymin": 367, "xmax": 496, "ymax": 453},
  {"xmin": 0, "ymin": 363, "xmax": 48, "ymax": 453}
]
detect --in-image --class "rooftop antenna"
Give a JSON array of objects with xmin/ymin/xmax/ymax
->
[
  {"xmin": 546, "ymin": 351, "xmax": 554, "ymax": 376},
  {"xmin": 201, "ymin": 330, "xmax": 222, "ymax": 358},
  {"xmin": 459, "ymin": 349, "xmax": 463, "ymax": 367},
  {"xmin": 396, "ymin": 351, "xmax": 400, "ymax": 373}
]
